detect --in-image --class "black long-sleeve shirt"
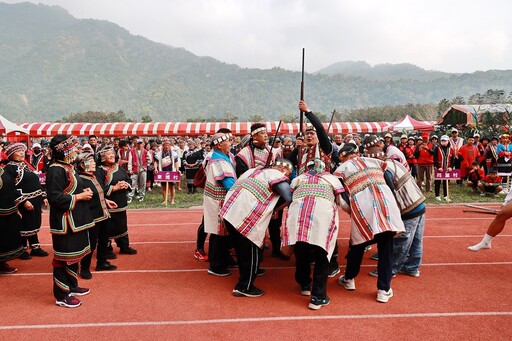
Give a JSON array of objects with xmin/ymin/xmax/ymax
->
[{"xmin": 288, "ymin": 111, "xmax": 332, "ymax": 167}]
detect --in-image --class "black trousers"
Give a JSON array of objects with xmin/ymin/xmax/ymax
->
[
  {"xmin": 434, "ymin": 179, "xmax": 448, "ymax": 197},
  {"xmin": 114, "ymin": 235, "xmax": 130, "ymax": 250},
  {"xmin": 294, "ymin": 242, "xmax": 329, "ymax": 299},
  {"xmin": 196, "ymin": 216, "xmax": 207, "ymax": 250},
  {"xmin": 329, "ymin": 242, "xmax": 339, "ymax": 271},
  {"xmin": 226, "ymin": 221, "xmax": 260, "ymax": 291},
  {"xmin": 208, "ymin": 233, "xmax": 231, "ymax": 272},
  {"xmin": 81, "ymin": 220, "xmax": 109, "ymax": 269},
  {"xmin": 345, "ymin": 231, "xmax": 395, "ymax": 291},
  {"xmin": 22, "ymin": 234, "xmax": 41, "ymax": 249},
  {"xmin": 53, "ymin": 260, "xmax": 79, "ymax": 300},
  {"xmin": 268, "ymin": 211, "xmax": 283, "ymax": 254}
]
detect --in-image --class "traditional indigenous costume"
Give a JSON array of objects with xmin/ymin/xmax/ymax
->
[
  {"xmin": 235, "ymin": 126, "xmax": 283, "ymax": 257},
  {"xmin": 288, "ymin": 110, "xmax": 340, "ymax": 276},
  {"xmin": 4, "ymin": 143, "xmax": 47, "ymax": 256},
  {"xmin": 46, "ymin": 135, "xmax": 94, "ymax": 305},
  {"xmin": 220, "ymin": 165, "xmax": 292, "ymax": 295},
  {"xmin": 78, "ymin": 153, "xmax": 116, "ymax": 278},
  {"xmin": 485, "ymin": 140, "xmax": 500, "ymax": 171},
  {"xmin": 433, "ymin": 137, "xmax": 455, "ymax": 199},
  {"xmin": 497, "ymin": 137, "xmax": 512, "ymax": 189},
  {"xmin": 0, "ymin": 167, "xmax": 24, "ymax": 273},
  {"xmin": 449, "ymin": 131, "xmax": 464, "ymax": 184},
  {"xmin": 236, "ymin": 144, "xmax": 277, "ymax": 174},
  {"xmin": 382, "ymin": 157, "xmax": 427, "ymax": 277},
  {"xmin": 204, "ymin": 134, "xmax": 236, "ymax": 275},
  {"xmin": 96, "ymin": 148, "xmax": 135, "ymax": 254},
  {"xmin": 283, "ymin": 161, "xmax": 343, "ymax": 308},
  {"xmin": 334, "ymin": 147, "xmax": 405, "ymax": 301}
]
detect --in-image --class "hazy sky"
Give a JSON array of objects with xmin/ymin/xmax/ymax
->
[{"xmin": 5, "ymin": 0, "xmax": 512, "ymax": 73}]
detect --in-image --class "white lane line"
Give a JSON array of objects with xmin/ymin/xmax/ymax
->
[
  {"xmin": 37, "ymin": 216, "xmax": 495, "ymax": 229},
  {"xmin": 4, "ymin": 262, "xmax": 512, "ymax": 277},
  {"xmin": 0, "ymin": 311, "xmax": 511, "ymax": 330}
]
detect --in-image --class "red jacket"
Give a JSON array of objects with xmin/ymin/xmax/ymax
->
[
  {"xmin": 130, "ymin": 148, "xmax": 149, "ymax": 173},
  {"xmin": 458, "ymin": 144, "xmax": 479, "ymax": 169},
  {"xmin": 414, "ymin": 143, "xmax": 434, "ymax": 166}
]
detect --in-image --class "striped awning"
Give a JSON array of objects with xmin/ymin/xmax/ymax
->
[{"xmin": 16, "ymin": 121, "xmax": 394, "ymax": 137}]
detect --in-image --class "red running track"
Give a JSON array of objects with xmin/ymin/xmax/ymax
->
[{"xmin": 1, "ymin": 204, "xmax": 511, "ymax": 340}]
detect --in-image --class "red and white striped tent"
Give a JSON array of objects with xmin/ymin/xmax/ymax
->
[{"xmin": 17, "ymin": 121, "xmax": 395, "ymax": 138}]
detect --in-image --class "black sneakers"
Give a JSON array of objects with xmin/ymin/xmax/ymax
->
[
  {"xmin": 95, "ymin": 261, "xmax": 117, "ymax": 271},
  {"xmin": 0, "ymin": 262, "xmax": 17, "ymax": 274},
  {"xmin": 119, "ymin": 247, "xmax": 137, "ymax": 255},
  {"xmin": 31, "ymin": 248, "xmax": 49, "ymax": 257},
  {"xmin": 308, "ymin": 296, "xmax": 330, "ymax": 310},
  {"xmin": 207, "ymin": 268, "xmax": 231, "ymax": 277},
  {"xmin": 80, "ymin": 269, "xmax": 93, "ymax": 280},
  {"xmin": 256, "ymin": 268, "xmax": 266, "ymax": 277},
  {"xmin": 271, "ymin": 251, "xmax": 290, "ymax": 260},
  {"xmin": 19, "ymin": 251, "xmax": 31, "ymax": 260},
  {"xmin": 233, "ymin": 286, "xmax": 265, "ymax": 298}
]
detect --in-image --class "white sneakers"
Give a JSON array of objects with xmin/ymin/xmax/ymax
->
[
  {"xmin": 376, "ymin": 288, "xmax": 394, "ymax": 303},
  {"xmin": 339, "ymin": 275, "xmax": 394, "ymax": 303}
]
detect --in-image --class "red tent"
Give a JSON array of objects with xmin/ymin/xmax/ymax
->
[
  {"xmin": 14, "ymin": 121, "xmax": 394, "ymax": 138},
  {"xmin": 385, "ymin": 115, "xmax": 435, "ymax": 132}
]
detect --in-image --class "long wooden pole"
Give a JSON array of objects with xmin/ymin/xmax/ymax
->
[
  {"xmin": 164, "ymin": 182, "xmax": 168, "ymax": 206},
  {"xmin": 299, "ymin": 48, "xmax": 305, "ymax": 134},
  {"xmin": 265, "ymin": 121, "xmax": 282, "ymax": 168}
]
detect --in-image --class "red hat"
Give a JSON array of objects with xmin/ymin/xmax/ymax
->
[{"xmin": 421, "ymin": 132, "xmax": 430, "ymax": 138}]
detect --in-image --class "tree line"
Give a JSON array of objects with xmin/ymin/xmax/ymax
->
[{"xmin": 58, "ymin": 89, "xmax": 512, "ymax": 127}]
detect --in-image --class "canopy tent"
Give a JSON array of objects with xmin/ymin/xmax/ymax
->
[
  {"xmin": 0, "ymin": 114, "xmax": 29, "ymax": 135},
  {"xmin": 384, "ymin": 115, "xmax": 435, "ymax": 132},
  {"xmin": 438, "ymin": 104, "xmax": 512, "ymax": 127},
  {"xmin": 15, "ymin": 121, "xmax": 394, "ymax": 138}
]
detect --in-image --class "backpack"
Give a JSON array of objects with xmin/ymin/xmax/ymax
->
[{"xmin": 193, "ymin": 163, "xmax": 207, "ymax": 188}]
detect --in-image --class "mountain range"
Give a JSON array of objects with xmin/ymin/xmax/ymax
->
[{"xmin": 1, "ymin": 2, "xmax": 511, "ymax": 123}]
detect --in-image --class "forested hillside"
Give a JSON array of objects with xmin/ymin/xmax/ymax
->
[{"xmin": 1, "ymin": 2, "xmax": 511, "ymax": 123}]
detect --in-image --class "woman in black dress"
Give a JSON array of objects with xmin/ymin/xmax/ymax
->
[
  {"xmin": 3, "ymin": 142, "xmax": 49, "ymax": 259},
  {"xmin": 96, "ymin": 146, "xmax": 137, "ymax": 257},
  {"xmin": 46, "ymin": 135, "xmax": 95, "ymax": 308},
  {"xmin": 76, "ymin": 152, "xmax": 118, "ymax": 279},
  {"xmin": 0, "ymin": 166, "xmax": 24, "ymax": 274}
]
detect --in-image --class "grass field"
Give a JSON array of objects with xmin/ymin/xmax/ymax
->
[{"xmin": 127, "ymin": 178, "xmax": 506, "ymax": 209}]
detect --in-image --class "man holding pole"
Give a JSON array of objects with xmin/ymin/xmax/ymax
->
[{"xmin": 288, "ymin": 100, "xmax": 340, "ymax": 277}]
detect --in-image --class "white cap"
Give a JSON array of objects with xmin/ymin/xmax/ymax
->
[
  {"xmin": 82, "ymin": 143, "xmax": 92, "ymax": 150},
  {"xmin": 440, "ymin": 135, "xmax": 450, "ymax": 141},
  {"xmin": 32, "ymin": 143, "xmax": 41, "ymax": 149}
]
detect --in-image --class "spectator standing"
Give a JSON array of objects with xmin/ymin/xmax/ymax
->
[
  {"xmin": 414, "ymin": 133, "xmax": 434, "ymax": 192},
  {"xmin": 449, "ymin": 128, "xmax": 464, "ymax": 185},
  {"xmin": 458, "ymin": 136, "xmax": 479, "ymax": 182}
]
